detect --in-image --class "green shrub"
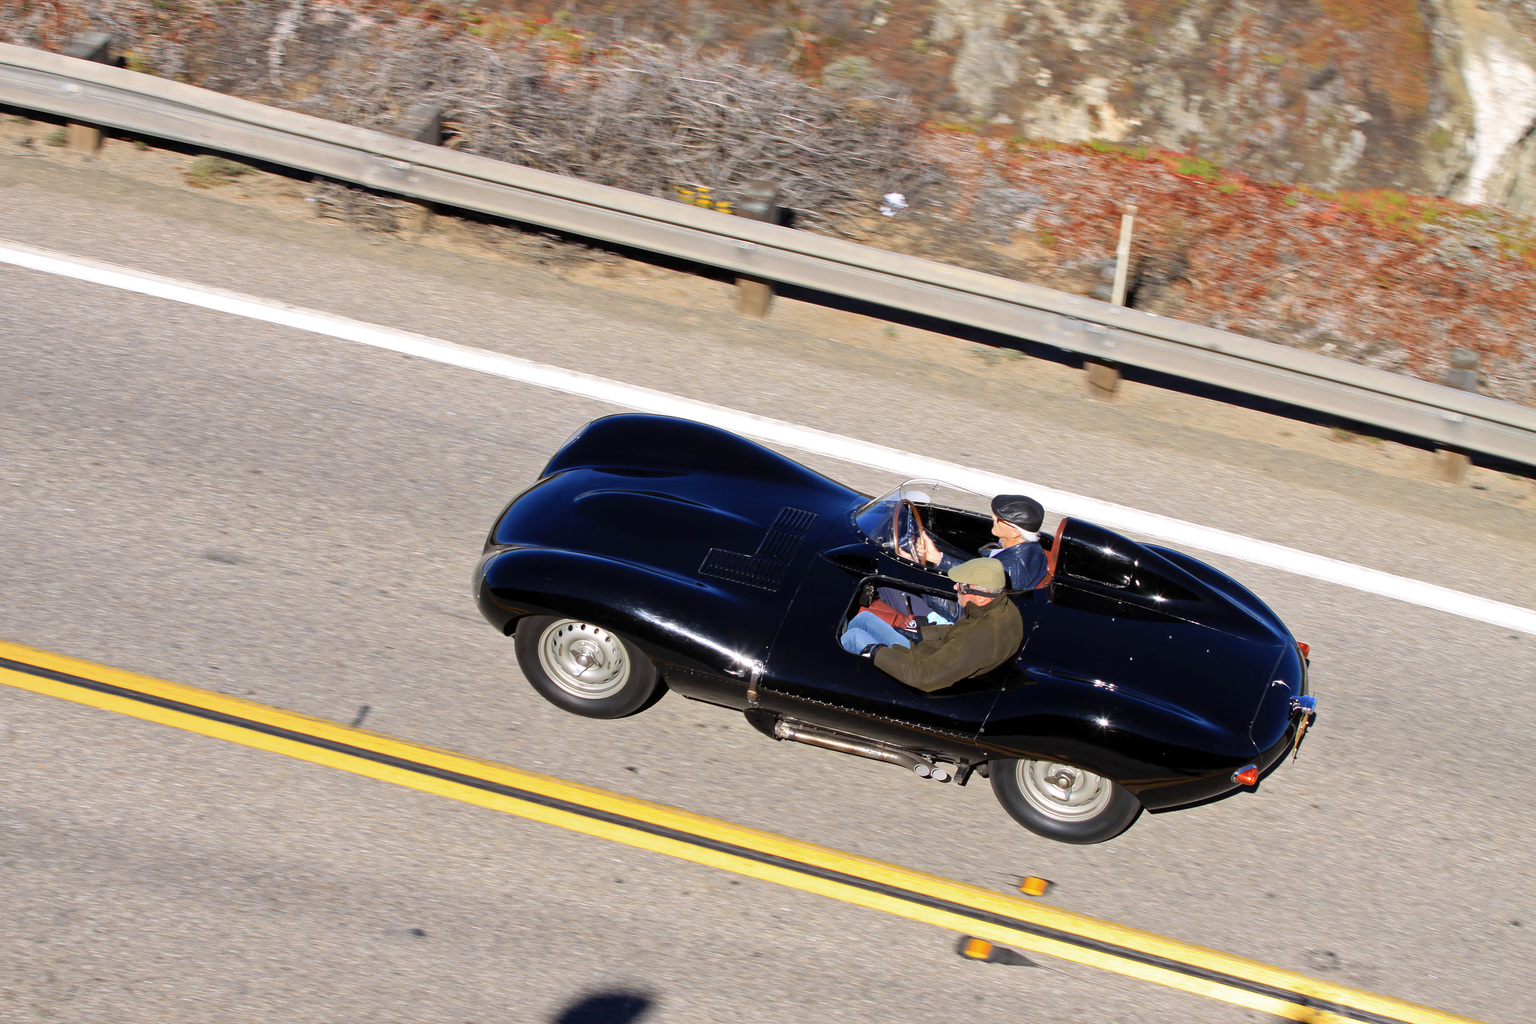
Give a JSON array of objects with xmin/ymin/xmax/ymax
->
[{"xmin": 186, "ymin": 155, "xmax": 255, "ymax": 187}]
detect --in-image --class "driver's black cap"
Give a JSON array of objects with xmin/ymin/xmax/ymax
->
[{"xmin": 992, "ymin": 494, "xmax": 1044, "ymax": 532}]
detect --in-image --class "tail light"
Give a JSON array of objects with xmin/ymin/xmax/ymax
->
[
  {"xmin": 1233, "ymin": 765, "xmax": 1259, "ymax": 786},
  {"xmin": 1296, "ymin": 641, "xmax": 1311, "ymax": 660}
]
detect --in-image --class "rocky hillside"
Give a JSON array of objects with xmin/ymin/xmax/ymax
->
[{"xmin": 347, "ymin": 0, "xmax": 1536, "ymax": 215}]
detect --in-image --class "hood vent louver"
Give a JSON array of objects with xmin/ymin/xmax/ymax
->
[{"xmin": 700, "ymin": 507, "xmax": 818, "ymax": 591}]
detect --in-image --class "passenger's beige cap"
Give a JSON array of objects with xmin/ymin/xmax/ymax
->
[{"xmin": 949, "ymin": 557, "xmax": 1005, "ymax": 591}]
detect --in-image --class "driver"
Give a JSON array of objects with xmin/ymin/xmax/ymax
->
[
  {"xmin": 918, "ymin": 494, "xmax": 1048, "ymax": 591},
  {"xmin": 857, "ymin": 558, "xmax": 1024, "ymax": 693}
]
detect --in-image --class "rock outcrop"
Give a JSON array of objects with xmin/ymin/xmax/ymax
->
[
  {"xmin": 6, "ymin": 0, "xmax": 1535, "ymax": 209},
  {"xmin": 920, "ymin": 0, "xmax": 1536, "ymax": 212}
]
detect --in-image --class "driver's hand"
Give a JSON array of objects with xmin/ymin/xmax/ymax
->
[{"xmin": 918, "ymin": 531, "xmax": 942, "ymax": 566}]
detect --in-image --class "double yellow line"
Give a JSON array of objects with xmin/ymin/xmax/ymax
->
[{"xmin": 0, "ymin": 639, "xmax": 1481, "ymax": 1024}]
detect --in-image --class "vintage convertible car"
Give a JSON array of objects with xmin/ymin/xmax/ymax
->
[{"xmin": 475, "ymin": 414, "xmax": 1316, "ymax": 844}]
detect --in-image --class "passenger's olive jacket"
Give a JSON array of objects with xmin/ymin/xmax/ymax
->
[{"xmin": 872, "ymin": 594, "xmax": 1024, "ymax": 693}]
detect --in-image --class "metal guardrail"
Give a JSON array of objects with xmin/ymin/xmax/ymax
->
[{"xmin": 4, "ymin": 42, "xmax": 1535, "ymax": 467}]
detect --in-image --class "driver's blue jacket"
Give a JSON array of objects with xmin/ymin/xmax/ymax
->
[{"xmin": 938, "ymin": 540, "xmax": 1047, "ymax": 591}]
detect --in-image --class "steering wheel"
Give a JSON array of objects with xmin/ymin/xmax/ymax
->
[{"xmin": 892, "ymin": 499, "xmax": 927, "ymax": 564}]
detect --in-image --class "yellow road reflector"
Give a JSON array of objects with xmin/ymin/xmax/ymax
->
[
  {"xmin": 961, "ymin": 937, "xmax": 995, "ymax": 960},
  {"xmin": 0, "ymin": 639, "xmax": 1486, "ymax": 1024},
  {"xmin": 1021, "ymin": 876, "xmax": 1051, "ymax": 897},
  {"xmin": 957, "ymin": 936, "xmax": 1038, "ymax": 968}
]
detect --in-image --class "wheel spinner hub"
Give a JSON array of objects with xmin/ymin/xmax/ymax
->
[
  {"xmin": 1019, "ymin": 760, "xmax": 1113, "ymax": 822},
  {"xmin": 538, "ymin": 619, "xmax": 631, "ymax": 700}
]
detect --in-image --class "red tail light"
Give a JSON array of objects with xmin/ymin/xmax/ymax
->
[
  {"xmin": 1296, "ymin": 641, "xmax": 1311, "ymax": 660},
  {"xmin": 1233, "ymin": 765, "xmax": 1259, "ymax": 786}
]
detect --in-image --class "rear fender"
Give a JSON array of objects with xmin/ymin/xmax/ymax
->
[{"xmin": 981, "ymin": 676, "xmax": 1259, "ymax": 804}]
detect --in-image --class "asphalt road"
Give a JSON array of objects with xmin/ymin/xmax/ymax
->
[{"xmin": 2, "ymin": 139, "xmax": 1534, "ymax": 1024}]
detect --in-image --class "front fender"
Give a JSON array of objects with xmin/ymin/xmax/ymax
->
[{"xmin": 475, "ymin": 546, "xmax": 778, "ymax": 679}]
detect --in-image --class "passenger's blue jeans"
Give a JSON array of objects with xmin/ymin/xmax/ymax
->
[{"xmin": 840, "ymin": 610, "xmax": 914, "ymax": 654}]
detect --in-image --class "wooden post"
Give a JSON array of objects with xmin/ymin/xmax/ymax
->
[
  {"xmin": 1433, "ymin": 449, "xmax": 1471, "ymax": 484},
  {"xmin": 734, "ymin": 180, "xmax": 779, "ymax": 318},
  {"xmin": 66, "ymin": 123, "xmax": 103, "ymax": 156},
  {"xmin": 1435, "ymin": 347, "xmax": 1479, "ymax": 483},
  {"xmin": 1111, "ymin": 203, "xmax": 1136, "ymax": 306},
  {"xmin": 397, "ymin": 103, "xmax": 443, "ymax": 145},
  {"xmin": 62, "ymin": 32, "xmax": 113, "ymax": 156},
  {"xmin": 391, "ymin": 103, "xmax": 444, "ymax": 235},
  {"xmin": 1085, "ymin": 360, "xmax": 1121, "ymax": 400}
]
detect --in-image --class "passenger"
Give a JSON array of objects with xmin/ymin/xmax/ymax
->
[
  {"xmin": 856, "ymin": 558, "xmax": 1024, "ymax": 693},
  {"xmin": 839, "ymin": 607, "xmax": 913, "ymax": 656},
  {"xmin": 918, "ymin": 493, "xmax": 1048, "ymax": 591},
  {"xmin": 839, "ymin": 586, "xmax": 954, "ymax": 656}
]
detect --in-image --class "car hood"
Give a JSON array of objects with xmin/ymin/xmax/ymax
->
[{"xmin": 490, "ymin": 416, "xmax": 859, "ymax": 589}]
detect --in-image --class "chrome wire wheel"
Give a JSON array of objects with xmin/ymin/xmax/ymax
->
[
  {"xmin": 1015, "ymin": 760, "xmax": 1114, "ymax": 823},
  {"xmin": 536, "ymin": 619, "xmax": 632, "ymax": 700}
]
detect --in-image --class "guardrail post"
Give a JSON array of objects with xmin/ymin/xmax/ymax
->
[
  {"xmin": 389, "ymin": 103, "xmax": 444, "ymax": 235},
  {"xmin": 397, "ymin": 103, "xmax": 443, "ymax": 145},
  {"xmin": 62, "ymin": 32, "xmax": 112, "ymax": 155},
  {"xmin": 733, "ymin": 180, "xmax": 779, "ymax": 317},
  {"xmin": 1085, "ymin": 360, "xmax": 1121, "ymax": 399},
  {"xmin": 1086, "ymin": 203, "xmax": 1135, "ymax": 401},
  {"xmin": 1435, "ymin": 348, "xmax": 1479, "ymax": 483}
]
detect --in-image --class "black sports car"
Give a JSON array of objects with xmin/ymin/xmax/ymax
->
[{"xmin": 475, "ymin": 414, "xmax": 1315, "ymax": 844}]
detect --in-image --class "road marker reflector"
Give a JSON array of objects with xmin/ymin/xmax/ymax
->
[
  {"xmin": 957, "ymin": 936, "xmax": 1039, "ymax": 968},
  {"xmin": 960, "ymin": 936, "xmax": 995, "ymax": 960}
]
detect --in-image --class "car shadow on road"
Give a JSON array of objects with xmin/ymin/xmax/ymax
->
[{"xmin": 551, "ymin": 989, "xmax": 655, "ymax": 1024}]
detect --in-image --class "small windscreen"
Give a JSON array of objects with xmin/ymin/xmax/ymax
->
[{"xmin": 853, "ymin": 480, "xmax": 993, "ymax": 565}]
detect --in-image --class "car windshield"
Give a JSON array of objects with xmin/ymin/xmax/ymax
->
[{"xmin": 854, "ymin": 480, "xmax": 994, "ymax": 566}]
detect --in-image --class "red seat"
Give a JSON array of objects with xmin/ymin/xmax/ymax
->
[{"xmin": 1037, "ymin": 517, "xmax": 1070, "ymax": 588}]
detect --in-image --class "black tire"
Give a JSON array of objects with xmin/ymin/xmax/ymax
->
[
  {"xmin": 513, "ymin": 615, "xmax": 661, "ymax": 719},
  {"xmin": 990, "ymin": 757, "xmax": 1142, "ymax": 844}
]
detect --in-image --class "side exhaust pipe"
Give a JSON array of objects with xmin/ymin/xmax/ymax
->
[{"xmin": 772, "ymin": 718, "xmax": 952, "ymax": 782}]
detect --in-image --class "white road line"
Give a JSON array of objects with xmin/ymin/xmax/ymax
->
[{"xmin": 5, "ymin": 239, "xmax": 1535, "ymax": 636}]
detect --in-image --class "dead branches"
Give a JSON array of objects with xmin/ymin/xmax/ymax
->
[{"xmin": 313, "ymin": 29, "xmax": 943, "ymax": 228}]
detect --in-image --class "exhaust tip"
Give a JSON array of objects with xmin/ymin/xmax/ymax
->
[{"xmin": 912, "ymin": 763, "xmax": 932, "ymax": 777}]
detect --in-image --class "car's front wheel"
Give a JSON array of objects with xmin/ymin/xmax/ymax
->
[
  {"xmin": 990, "ymin": 758, "xmax": 1142, "ymax": 844},
  {"xmin": 513, "ymin": 615, "xmax": 661, "ymax": 719}
]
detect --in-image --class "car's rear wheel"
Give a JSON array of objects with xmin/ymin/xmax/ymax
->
[
  {"xmin": 514, "ymin": 615, "xmax": 661, "ymax": 719},
  {"xmin": 990, "ymin": 758, "xmax": 1142, "ymax": 844}
]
